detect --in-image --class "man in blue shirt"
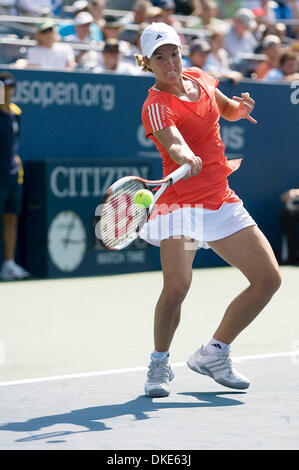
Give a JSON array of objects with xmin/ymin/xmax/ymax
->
[{"xmin": 0, "ymin": 71, "xmax": 30, "ymax": 280}]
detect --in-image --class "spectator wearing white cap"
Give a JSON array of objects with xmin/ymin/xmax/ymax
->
[
  {"xmin": 225, "ymin": 8, "xmax": 258, "ymax": 60},
  {"xmin": 59, "ymin": 1, "xmax": 103, "ymax": 42},
  {"xmin": 24, "ymin": 20, "xmax": 75, "ymax": 70},
  {"xmin": 65, "ymin": 12, "xmax": 99, "ymax": 68},
  {"xmin": 254, "ymin": 34, "xmax": 282, "ymax": 80}
]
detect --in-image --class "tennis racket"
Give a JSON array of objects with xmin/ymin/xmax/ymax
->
[{"xmin": 95, "ymin": 163, "xmax": 191, "ymax": 251}]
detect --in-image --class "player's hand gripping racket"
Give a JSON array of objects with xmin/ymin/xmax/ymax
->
[{"xmin": 96, "ymin": 163, "xmax": 191, "ymax": 250}]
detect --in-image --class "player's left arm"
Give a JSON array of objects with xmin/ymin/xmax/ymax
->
[{"xmin": 215, "ymin": 88, "xmax": 257, "ymax": 124}]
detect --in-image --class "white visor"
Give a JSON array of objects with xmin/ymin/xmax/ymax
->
[{"xmin": 140, "ymin": 22, "xmax": 181, "ymax": 59}]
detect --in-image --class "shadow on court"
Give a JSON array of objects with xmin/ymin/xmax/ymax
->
[{"xmin": 0, "ymin": 391, "xmax": 245, "ymax": 443}]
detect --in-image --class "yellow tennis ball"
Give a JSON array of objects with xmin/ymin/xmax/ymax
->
[{"xmin": 134, "ymin": 189, "xmax": 154, "ymax": 208}]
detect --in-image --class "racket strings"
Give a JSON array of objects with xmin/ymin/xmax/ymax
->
[{"xmin": 100, "ymin": 179, "xmax": 148, "ymax": 250}]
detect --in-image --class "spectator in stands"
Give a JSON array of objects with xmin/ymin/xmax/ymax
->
[
  {"xmin": 262, "ymin": 22, "xmax": 291, "ymax": 47},
  {"xmin": 93, "ymin": 38, "xmax": 139, "ymax": 74},
  {"xmin": 59, "ymin": 1, "xmax": 103, "ymax": 42},
  {"xmin": 254, "ymin": 34, "xmax": 281, "ymax": 80},
  {"xmin": 119, "ymin": 0, "xmax": 152, "ymax": 44},
  {"xmin": 280, "ymin": 188, "xmax": 299, "ymax": 265},
  {"xmin": 225, "ymin": 8, "xmax": 258, "ymax": 60},
  {"xmin": 146, "ymin": 5, "xmax": 164, "ymax": 22},
  {"xmin": 153, "ymin": 0, "xmax": 183, "ymax": 29},
  {"xmin": 187, "ymin": 0, "xmax": 227, "ymax": 32},
  {"xmin": 205, "ymin": 31, "xmax": 244, "ymax": 83},
  {"xmin": 24, "ymin": 20, "xmax": 75, "ymax": 70},
  {"xmin": 185, "ymin": 38, "xmax": 211, "ymax": 69},
  {"xmin": 15, "ymin": 0, "xmax": 62, "ymax": 17},
  {"xmin": 102, "ymin": 15, "xmax": 132, "ymax": 56},
  {"xmin": 263, "ymin": 50, "xmax": 299, "ymax": 81},
  {"xmin": 173, "ymin": 0, "xmax": 193, "ymax": 15},
  {"xmin": 186, "ymin": 36, "xmax": 244, "ymax": 84},
  {"xmin": 0, "ymin": 71, "xmax": 30, "ymax": 280},
  {"xmin": 89, "ymin": 0, "xmax": 106, "ymax": 26},
  {"xmin": 132, "ymin": 0, "xmax": 152, "ymax": 24},
  {"xmin": 253, "ymin": 0, "xmax": 277, "ymax": 24},
  {"xmin": 65, "ymin": 11, "xmax": 99, "ymax": 68},
  {"xmin": 88, "ymin": 0, "xmax": 106, "ymax": 39}
]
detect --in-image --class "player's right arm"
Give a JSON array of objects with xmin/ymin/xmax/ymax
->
[{"xmin": 153, "ymin": 126, "xmax": 202, "ymax": 178}]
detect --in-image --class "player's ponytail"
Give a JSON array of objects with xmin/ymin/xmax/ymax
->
[{"xmin": 135, "ymin": 54, "xmax": 152, "ymax": 73}]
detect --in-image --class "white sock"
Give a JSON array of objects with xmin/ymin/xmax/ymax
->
[
  {"xmin": 204, "ymin": 338, "xmax": 230, "ymax": 355},
  {"xmin": 151, "ymin": 349, "xmax": 169, "ymax": 360}
]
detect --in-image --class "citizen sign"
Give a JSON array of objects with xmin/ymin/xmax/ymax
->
[{"xmin": 50, "ymin": 166, "xmax": 150, "ymax": 198}]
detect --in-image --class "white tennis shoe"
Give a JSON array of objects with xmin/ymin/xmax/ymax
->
[
  {"xmin": 144, "ymin": 355, "xmax": 174, "ymax": 397},
  {"xmin": 187, "ymin": 345, "xmax": 250, "ymax": 390},
  {"xmin": 0, "ymin": 260, "xmax": 30, "ymax": 281}
]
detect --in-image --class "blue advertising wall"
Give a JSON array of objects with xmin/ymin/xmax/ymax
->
[{"xmin": 2, "ymin": 67, "xmax": 299, "ymax": 274}]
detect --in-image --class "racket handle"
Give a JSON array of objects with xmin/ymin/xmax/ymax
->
[{"xmin": 169, "ymin": 163, "xmax": 191, "ymax": 184}]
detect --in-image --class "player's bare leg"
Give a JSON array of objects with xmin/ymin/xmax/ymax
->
[
  {"xmin": 144, "ymin": 237, "xmax": 196, "ymax": 397},
  {"xmin": 187, "ymin": 225, "xmax": 281, "ymax": 390},
  {"xmin": 154, "ymin": 237, "xmax": 197, "ymax": 352},
  {"xmin": 208, "ymin": 225, "xmax": 281, "ymax": 344}
]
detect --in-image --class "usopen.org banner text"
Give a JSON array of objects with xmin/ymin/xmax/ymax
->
[{"xmin": 13, "ymin": 80, "xmax": 115, "ymax": 110}]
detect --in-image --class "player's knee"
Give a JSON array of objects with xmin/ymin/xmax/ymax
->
[
  {"xmin": 164, "ymin": 278, "xmax": 191, "ymax": 304},
  {"xmin": 256, "ymin": 268, "xmax": 282, "ymax": 297}
]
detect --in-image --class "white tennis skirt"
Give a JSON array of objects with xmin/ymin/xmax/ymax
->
[{"xmin": 139, "ymin": 201, "xmax": 256, "ymax": 249}]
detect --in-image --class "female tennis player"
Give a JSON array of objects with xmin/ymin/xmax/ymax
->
[{"xmin": 136, "ymin": 22, "xmax": 281, "ymax": 397}]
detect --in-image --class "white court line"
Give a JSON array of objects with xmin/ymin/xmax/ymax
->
[{"xmin": 0, "ymin": 350, "xmax": 298, "ymax": 388}]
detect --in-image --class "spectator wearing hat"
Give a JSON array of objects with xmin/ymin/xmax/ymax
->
[
  {"xmin": 59, "ymin": 1, "xmax": 103, "ymax": 42},
  {"xmin": 102, "ymin": 15, "xmax": 133, "ymax": 57},
  {"xmin": 93, "ymin": 39, "xmax": 139, "ymax": 74},
  {"xmin": 0, "ymin": 71, "xmax": 30, "ymax": 280},
  {"xmin": 187, "ymin": 0, "xmax": 227, "ymax": 33},
  {"xmin": 145, "ymin": 5, "xmax": 164, "ymax": 23},
  {"xmin": 254, "ymin": 34, "xmax": 282, "ymax": 80},
  {"xmin": 65, "ymin": 12, "xmax": 100, "ymax": 68},
  {"xmin": 225, "ymin": 8, "xmax": 258, "ymax": 60},
  {"xmin": 24, "ymin": 20, "xmax": 75, "ymax": 70},
  {"xmin": 263, "ymin": 50, "xmax": 299, "ymax": 81},
  {"xmin": 184, "ymin": 38, "xmax": 212, "ymax": 69},
  {"xmin": 205, "ymin": 31, "xmax": 244, "ymax": 83}
]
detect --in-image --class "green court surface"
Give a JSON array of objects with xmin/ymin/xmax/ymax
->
[{"xmin": 0, "ymin": 266, "xmax": 298, "ymax": 382}]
